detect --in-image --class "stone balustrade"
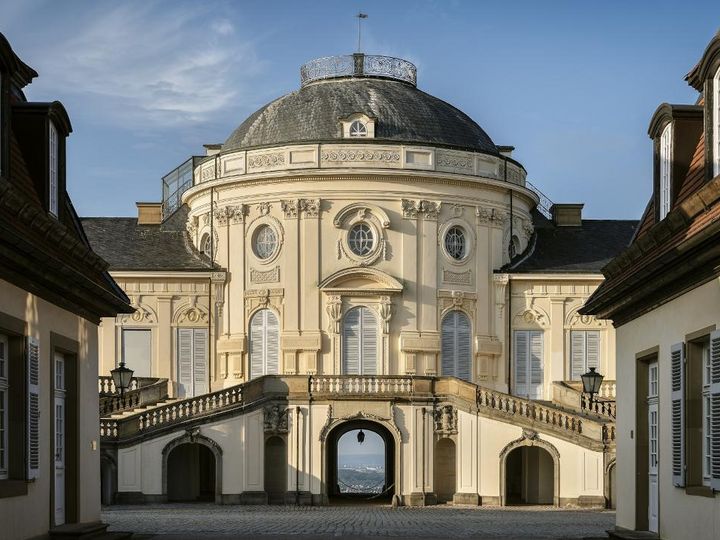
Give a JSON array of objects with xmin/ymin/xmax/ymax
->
[
  {"xmin": 99, "ymin": 378, "xmax": 170, "ymax": 418},
  {"xmin": 310, "ymin": 376, "xmax": 414, "ymax": 395},
  {"xmin": 98, "ymin": 375, "xmax": 139, "ymax": 395},
  {"xmin": 100, "ymin": 419, "xmax": 118, "ymax": 438}
]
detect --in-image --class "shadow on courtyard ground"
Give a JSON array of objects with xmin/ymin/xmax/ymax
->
[{"xmin": 103, "ymin": 503, "xmax": 614, "ymax": 539}]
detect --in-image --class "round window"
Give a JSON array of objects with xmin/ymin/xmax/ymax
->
[
  {"xmin": 444, "ymin": 226, "xmax": 466, "ymax": 260},
  {"xmin": 348, "ymin": 223, "xmax": 375, "ymax": 256},
  {"xmin": 349, "ymin": 120, "xmax": 368, "ymax": 137},
  {"xmin": 253, "ymin": 225, "xmax": 278, "ymax": 260}
]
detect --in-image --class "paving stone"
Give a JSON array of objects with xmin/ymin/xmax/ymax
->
[{"xmin": 102, "ymin": 503, "xmax": 614, "ymax": 538}]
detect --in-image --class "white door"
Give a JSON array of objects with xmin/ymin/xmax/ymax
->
[
  {"xmin": 249, "ymin": 309, "xmax": 279, "ymax": 380},
  {"xmin": 514, "ymin": 330, "xmax": 544, "ymax": 399},
  {"xmin": 54, "ymin": 353, "xmax": 66, "ymax": 526},
  {"xmin": 648, "ymin": 362, "xmax": 659, "ymax": 533},
  {"xmin": 441, "ymin": 311, "xmax": 472, "ymax": 381},
  {"xmin": 342, "ymin": 307, "xmax": 378, "ymax": 375}
]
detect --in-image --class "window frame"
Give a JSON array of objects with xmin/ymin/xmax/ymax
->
[
  {"xmin": 444, "ymin": 225, "xmax": 467, "ymax": 261},
  {"xmin": 48, "ymin": 120, "xmax": 59, "ymax": 217},
  {"xmin": 713, "ymin": 66, "xmax": 720, "ymax": 178},
  {"xmin": 348, "ymin": 120, "xmax": 368, "ymax": 138},
  {"xmin": 569, "ymin": 329, "xmax": 601, "ymax": 381},
  {"xmin": 252, "ymin": 224, "xmax": 279, "ymax": 261},
  {"xmin": 659, "ymin": 122, "xmax": 673, "ymax": 220},
  {"xmin": 347, "ymin": 222, "xmax": 376, "ymax": 257},
  {"xmin": 702, "ymin": 340, "xmax": 712, "ymax": 486}
]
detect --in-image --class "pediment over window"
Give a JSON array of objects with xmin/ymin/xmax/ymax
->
[{"xmin": 319, "ymin": 267, "xmax": 402, "ymax": 294}]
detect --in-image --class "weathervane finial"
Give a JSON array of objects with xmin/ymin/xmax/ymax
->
[{"xmin": 356, "ymin": 12, "xmax": 368, "ymax": 53}]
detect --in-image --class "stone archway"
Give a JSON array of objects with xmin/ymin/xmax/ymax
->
[
  {"xmin": 325, "ymin": 419, "xmax": 397, "ymax": 503},
  {"xmin": 100, "ymin": 452, "xmax": 116, "ymax": 506},
  {"xmin": 499, "ymin": 431, "xmax": 560, "ymax": 506},
  {"xmin": 162, "ymin": 431, "xmax": 223, "ymax": 503},
  {"xmin": 605, "ymin": 458, "xmax": 617, "ymax": 509},
  {"xmin": 264, "ymin": 435, "xmax": 288, "ymax": 504}
]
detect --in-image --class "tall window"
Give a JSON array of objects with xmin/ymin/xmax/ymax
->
[
  {"xmin": 441, "ymin": 311, "xmax": 472, "ymax": 381},
  {"xmin": 659, "ymin": 123, "xmax": 672, "ymax": 220},
  {"xmin": 176, "ymin": 328, "xmax": 208, "ymax": 397},
  {"xmin": 122, "ymin": 329, "xmax": 152, "ymax": 378},
  {"xmin": 570, "ymin": 330, "xmax": 600, "ymax": 380},
  {"xmin": 0, "ymin": 334, "xmax": 8, "ymax": 480},
  {"xmin": 342, "ymin": 306, "xmax": 377, "ymax": 375},
  {"xmin": 514, "ymin": 330, "xmax": 543, "ymax": 399},
  {"xmin": 49, "ymin": 121, "xmax": 59, "ymax": 216},
  {"xmin": 714, "ymin": 66, "xmax": 720, "ymax": 177},
  {"xmin": 249, "ymin": 309, "xmax": 279, "ymax": 380}
]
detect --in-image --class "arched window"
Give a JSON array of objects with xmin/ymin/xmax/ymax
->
[
  {"xmin": 342, "ymin": 307, "xmax": 377, "ymax": 375},
  {"xmin": 200, "ymin": 234, "xmax": 212, "ymax": 258},
  {"xmin": 249, "ymin": 309, "xmax": 279, "ymax": 380},
  {"xmin": 349, "ymin": 120, "xmax": 367, "ymax": 137},
  {"xmin": 440, "ymin": 311, "xmax": 472, "ymax": 381}
]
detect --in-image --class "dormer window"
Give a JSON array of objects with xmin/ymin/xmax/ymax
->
[
  {"xmin": 349, "ymin": 120, "xmax": 367, "ymax": 137},
  {"xmin": 49, "ymin": 121, "xmax": 58, "ymax": 216},
  {"xmin": 341, "ymin": 113, "xmax": 375, "ymax": 139},
  {"xmin": 659, "ymin": 123, "xmax": 672, "ymax": 220},
  {"xmin": 714, "ymin": 66, "xmax": 720, "ymax": 177}
]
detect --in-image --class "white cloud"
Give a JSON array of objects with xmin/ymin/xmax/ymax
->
[{"xmin": 29, "ymin": 3, "xmax": 264, "ymax": 129}]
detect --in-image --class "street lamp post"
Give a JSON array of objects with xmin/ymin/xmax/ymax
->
[
  {"xmin": 581, "ymin": 367, "xmax": 604, "ymax": 407},
  {"xmin": 110, "ymin": 361, "xmax": 134, "ymax": 398}
]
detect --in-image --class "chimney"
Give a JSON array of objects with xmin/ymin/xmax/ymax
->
[
  {"xmin": 136, "ymin": 202, "xmax": 163, "ymax": 225},
  {"xmin": 497, "ymin": 145, "xmax": 515, "ymax": 158},
  {"xmin": 550, "ymin": 203, "xmax": 584, "ymax": 227},
  {"xmin": 204, "ymin": 143, "xmax": 222, "ymax": 157}
]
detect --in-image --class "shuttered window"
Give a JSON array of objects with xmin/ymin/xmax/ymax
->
[
  {"xmin": 176, "ymin": 328, "xmax": 209, "ymax": 397},
  {"xmin": 342, "ymin": 307, "xmax": 378, "ymax": 375},
  {"xmin": 249, "ymin": 309, "xmax": 280, "ymax": 380},
  {"xmin": 671, "ymin": 342, "xmax": 685, "ymax": 487},
  {"xmin": 659, "ymin": 123, "xmax": 672, "ymax": 220},
  {"xmin": 714, "ymin": 67, "xmax": 720, "ymax": 177},
  {"xmin": 710, "ymin": 330, "xmax": 720, "ymax": 491},
  {"xmin": 514, "ymin": 330, "xmax": 543, "ymax": 399},
  {"xmin": 441, "ymin": 311, "xmax": 472, "ymax": 382},
  {"xmin": 27, "ymin": 337, "xmax": 39, "ymax": 479},
  {"xmin": 0, "ymin": 334, "xmax": 7, "ymax": 480},
  {"xmin": 570, "ymin": 330, "xmax": 600, "ymax": 380}
]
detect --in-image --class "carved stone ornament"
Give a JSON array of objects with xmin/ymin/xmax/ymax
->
[
  {"xmin": 264, "ymin": 405, "xmax": 289, "ymax": 434},
  {"xmin": 326, "ymin": 295, "xmax": 343, "ymax": 333},
  {"xmin": 442, "ymin": 269, "xmax": 472, "ymax": 285},
  {"xmin": 522, "ymin": 428, "xmax": 538, "ymax": 441},
  {"xmin": 248, "ymin": 152, "xmax": 285, "ymax": 169},
  {"xmin": 522, "ymin": 220, "xmax": 534, "ymax": 239},
  {"xmin": 176, "ymin": 305, "xmax": 208, "ymax": 324},
  {"xmin": 401, "ymin": 199, "xmax": 419, "ymax": 219},
  {"xmin": 250, "ymin": 266, "xmax": 280, "ymax": 284},
  {"xmin": 258, "ymin": 202, "xmax": 271, "ymax": 216},
  {"xmin": 119, "ymin": 296, "xmax": 157, "ymax": 325},
  {"xmin": 419, "ymin": 200, "xmax": 440, "ymax": 220},
  {"xmin": 434, "ymin": 404, "xmax": 458, "ymax": 436},
  {"xmin": 475, "ymin": 205, "xmax": 507, "ymax": 225},
  {"xmin": 281, "ymin": 199, "xmax": 300, "ymax": 219},
  {"xmin": 378, "ymin": 296, "xmax": 393, "ymax": 334},
  {"xmin": 186, "ymin": 219, "xmax": 197, "ymax": 238},
  {"xmin": 299, "ymin": 198, "xmax": 320, "ymax": 218}
]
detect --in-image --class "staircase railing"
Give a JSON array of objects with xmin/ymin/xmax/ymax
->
[
  {"xmin": 99, "ymin": 378, "xmax": 170, "ymax": 417},
  {"xmin": 554, "ymin": 380, "xmax": 616, "ymax": 419},
  {"xmin": 98, "ymin": 375, "xmax": 160, "ymax": 396}
]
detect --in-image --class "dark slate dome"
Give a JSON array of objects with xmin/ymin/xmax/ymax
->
[{"xmin": 222, "ymin": 55, "xmax": 498, "ymax": 155}]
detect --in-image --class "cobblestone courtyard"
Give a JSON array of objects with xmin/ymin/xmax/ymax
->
[{"xmin": 103, "ymin": 504, "xmax": 615, "ymax": 539}]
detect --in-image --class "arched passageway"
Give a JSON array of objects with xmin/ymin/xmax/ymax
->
[
  {"xmin": 100, "ymin": 455, "xmax": 116, "ymax": 506},
  {"xmin": 167, "ymin": 443, "xmax": 216, "ymax": 502},
  {"xmin": 505, "ymin": 446, "xmax": 555, "ymax": 505},
  {"xmin": 326, "ymin": 420, "xmax": 395, "ymax": 503},
  {"xmin": 264, "ymin": 436, "xmax": 287, "ymax": 504},
  {"xmin": 608, "ymin": 461, "xmax": 617, "ymax": 509},
  {"xmin": 434, "ymin": 438, "xmax": 456, "ymax": 503}
]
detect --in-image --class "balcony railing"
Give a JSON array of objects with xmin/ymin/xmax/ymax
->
[
  {"xmin": 310, "ymin": 376, "xmax": 413, "ymax": 395},
  {"xmin": 99, "ymin": 378, "xmax": 170, "ymax": 417}
]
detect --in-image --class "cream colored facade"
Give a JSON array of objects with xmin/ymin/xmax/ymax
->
[{"xmin": 96, "ymin": 54, "xmax": 619, "ymax": 507}]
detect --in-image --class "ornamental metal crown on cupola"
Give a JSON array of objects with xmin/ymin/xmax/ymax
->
[{"xmin": 300, "ymin": 53, "xmax": 418, "ymax": 87}]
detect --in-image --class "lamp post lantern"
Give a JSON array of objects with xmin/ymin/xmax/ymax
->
[
  {"xmin": 581, "ymin": 367, "xmax": 604, "ymax": 406},
  {"xmin": 110, "ymin": 361, "xmax": 134, "ymax": 398}
]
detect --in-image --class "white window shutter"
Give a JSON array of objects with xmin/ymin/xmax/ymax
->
[
  {"xmin": 27, "ymin": 337, "xmax": 40, "ymax": 479},
  {"xmin": 709, "ymin": 330, "xmax": 720, "ymax": 491},
  {"xmin": 265, "ymin": 311, "xmax": 279, "ymax": 375},
  {"xmin": 441, "ymin": 314, "xmax": 455, "ymax": 377},
  {"xmin": 586, "ymin": 331, "xmax": 600, "ymax": 371},
  {"xmin": 342, "ymin": 309, "xmax": 360, "ymax": 375},
  {"xmin": 571, "ymin": 331, "xmax": 586, "ymax": 380},
  {"xmin": 177, "ymin": 329, "xmax": 193, "ymax": 397},
  {"xmin": 671, "ymin": 342, "xmax": 685, "ymax": 487},
  {"xmin": 529, "ymin": 331, "xmax": 544, "ymax": 399},
  {"xmin": 456, "ymin": 312, "xmax": 472, "ymax": 382},
  {"xmin": 192, "ymin": 329, "xmax": 208, "ymax": 395},
  {"xmin": 249, "ymin": 311, "xmax": 265, "ymax": 380},
  {"xmin": 514, "ymin": 331, "xmax": 528, "ymax": 397},
  {"xmin": 360, "ymin": 307, "xmax": 377, "ymax": 375}
]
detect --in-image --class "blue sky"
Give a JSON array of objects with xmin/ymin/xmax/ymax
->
[{"xmin": 3, "ymin": 1, "xmax": 719, "ymax": 218}]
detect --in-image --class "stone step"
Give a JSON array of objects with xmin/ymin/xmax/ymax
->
[
  {"xmin": 110, "ymin": 399, "xmax": 179, "ymax": 419},
  {"xmin": 49, "ymin": 521, "xmax": 134, "ymax": 540}
]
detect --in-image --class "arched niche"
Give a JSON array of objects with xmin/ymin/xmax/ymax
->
[
  {"xmin": 162, "ymin": 430, "xmax": 223, "ymax": 504},
  {"xmin": 499, "ymin": 431, "xmax": 560, "ymax": 507}
]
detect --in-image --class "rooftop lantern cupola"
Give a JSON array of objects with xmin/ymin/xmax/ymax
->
[{"xmin": 300, "ymin": 53, "xmax": 417, "ymax": 87}]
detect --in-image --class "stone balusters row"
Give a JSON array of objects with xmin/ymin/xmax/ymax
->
[
  {"xmin": 137, "ymin": 387, "xmax": 243, "ymax": 432},
  {"xmin": 581, "ymin": 393, "xmax": 616, "ymax": 419},
  {"xmin": 100, "ymin": 419, "xmax": 118, "ymax": 439},
  {"xmin": 98, "ymin": 375, "xmax": 139, "ymax": 395},
  {"xmin": 309, "ymin": 376, "xmax": 414, "ymax": 395}
]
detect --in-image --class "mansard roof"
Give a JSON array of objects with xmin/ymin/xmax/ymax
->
[
  {"xmin": 81, "ymin": 206, "xmax": 216, "ymax": 272},
  {"xmin": 506, "ymin": 211, "xmax": 638, "ymax": 274},
  {"xmin": 685, "ymin": 30, "xmax": 720, "ymax": 90}
]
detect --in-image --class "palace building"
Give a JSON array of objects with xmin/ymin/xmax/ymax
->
[{"xmin": 88, "ymin": 54, "xmax": 633, "ymax": 507}]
